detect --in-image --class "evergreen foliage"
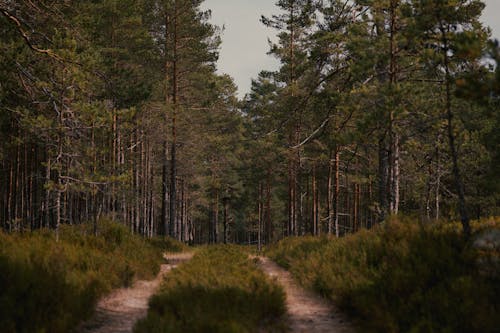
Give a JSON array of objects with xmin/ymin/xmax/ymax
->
[{"xmin": 0, "ymin": 0, "xmax": 498, "ymax": 243}]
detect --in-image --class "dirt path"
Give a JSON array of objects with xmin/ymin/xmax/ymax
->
[
  {"xmin": 75, "ymin": 253, "xmax": 193, "ymax": 333},
  {"xmin": 257, "ymin": 257, "xmax": 355, "ymax": 333}
]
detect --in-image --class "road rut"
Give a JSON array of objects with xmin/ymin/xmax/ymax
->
[{"xmin": 257, "ymin": 257, "xmax": 355, "ymax": 333}]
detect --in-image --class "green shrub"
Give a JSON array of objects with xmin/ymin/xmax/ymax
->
[
  {"xmin": 148, "ymin": 236, "xmax": 189, "ymax": 254},
  {"xmin": 134, "ymin": 245, "xmax": 286, "ymax": 333},
  {"xmin": 268, "ymin": 217, "xmax": 500, "ymax": 333},
  {"xmin": 0, "ymin": 220, "xmax": 166, "ymax": 333}
]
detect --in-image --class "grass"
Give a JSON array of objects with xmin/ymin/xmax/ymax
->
[
  {"xmin": 134, "ymin": 245, "xmax": 287, "ymax": 333},
  {"xmin": 0, "ymin": 220, "xmax": 185, "ymax": 333},
  {"xmin": 268, "ymin": 217, "xmax": 500, "ymax": 333}
]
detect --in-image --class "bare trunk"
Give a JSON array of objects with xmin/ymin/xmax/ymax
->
[
  {"xmin": 265, "ymin": 169, "xmax": 272, "ymax": 244},
  {"xmin": 55, "ymin": 190, "xmax": 61, "ymax": 241},
  {"xmin": 169, "ymin": 2, "xmax": 179, "ymax": 239},
  {"xmin": 378, "ymin": 139, "xmax": 389, "ymax": 221},
  {"xmin": 223, "ymin": 196, "xmax": 228, "ymax": 244},
  {"xmin": 327, "ymin": 152, "xmax": 333, "ymax": 235},
  {"xmin": 312, "ymin": 164, "xmax": 317, "ymax": 236},
  {"xmin": 7, "ymin": 161, "xmax": 13, "ymax": 232},
  {"xmin": 258, "ymin": 182, "xmax": 263, "ymax": 252},
  {"xmin": 334, "ymin": 149, "xmax": 340, "ymax": 237},
  {"xmin": 441, "ymin": 25, "xmax": 470, "ymax": 237},
  {"xmin": 161, "ymin": 12, "xmax": 170, "ymax": 237},
  {"xmin": 435, "ymin": 139, "xmax": 441, "ymax": 221},
  {"xmin": 391, "ymin": 134, "xmax": 400, "ymax": 214}
]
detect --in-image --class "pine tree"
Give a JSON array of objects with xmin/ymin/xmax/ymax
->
[{"xmin": 410, "ymin": 0, "xmax": 487, "ymax": 236}]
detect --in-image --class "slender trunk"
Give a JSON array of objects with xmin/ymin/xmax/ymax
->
[
  {"xmin": 45, "ymin": 159, "xmax": 51, "ymax": 228},
  {"xmin": 388, "ymin": 0, "xmax": 399, "ymax": 215},
  {"xmin": 134, "ymin": 133, "xmax": 140, "ymax": 234},
  {"xmin": 8, "ymin": 161, "xmax": 13, "ymax": 232},
  {"xmin": 13, "ymin": 145, "xmax": 20, "ymax": 230},
  {"xmin": 258, "ymin": 182, "xmax": 262, "ymax": 252},
  {"xmin": 288, "ymin": 151, "xmax": 295, "ymax": 236},
  {"xmin": 214, "ymin": 191, "xmax": 219, "ymax": 243},
  {"xmin": 312, "ymin": 164, "xmax": 317, "ymax": 236},
  {"xmin": 169, "ymin": 2, "xmax": 179, "ymax": 239},
  {"xmin": 391, "ymin": 134, "xmax": 400, "ymax": 214},
  {"xmin": 327, "ymin": 152, "xmax": 333, "ymax": 235},
  {"xmin": 111, "ymin": 109, "xmax": 117, "ymax": 220},
  {"xmin": 435, "ymin": 136, "xmax": 441, "ymax": 221},
  {"xmin": 354, "ymin": 183, "xmax": 360, "ymax": 232},
  {"xmin": 334, "ymin": 149, "xmax": 340, "ymax": 237},
  {"xmin": 161, "ymin": 11, "xmax": 171, "ymax": 237},
  {"xmin": 210, "ymin": 189, "xmax": 219, "ymax": 244},
  {"xmin": 441, "ymin": 25, "xmax": 470, "ymax": 237},
  {"xmin": 378, "ymin": 138, "xmax": 389, "ymax": 221},
  {"xmin": 425, "ymin": 162, "xmax": 433, "ymax": 221},
  {"xmin": 142, "ymin": 136, "xmax": 147, "ymax": 236},
  {"xmin": 265, "ymin": 169, "xmax": 272, "ymax": 244},
  {"xmin": 181, "ymin": 181, "xmax": 187, "ymax": 242},
  {"xmin": 223, "ymin": 197, "xmax": 228, "ymax": 244},
  {"xmin": 161, "ymin": 142, "xmax": 168, "ymax": 236},
  {"xmin": 55, "ymin": 185, "xmax": 61, "ymax": 242}
]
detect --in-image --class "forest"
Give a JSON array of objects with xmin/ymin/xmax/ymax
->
[
  {"xmin": 0, "ymin": 0, "xmax": 499, "ymax": 332},
  {"xmin": 0, "ymin": 0, "xmax": 499, "ymax": 242}
]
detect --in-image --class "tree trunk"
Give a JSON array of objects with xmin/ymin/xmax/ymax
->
[
  {"xmin": 312, "ymin": 163, "xmax": 317, "ymax": 236},
  {"xmin": 223, "ymin": 196, "xmax": 228, "ymax": 244},
  {"xmin": 169, "ymin": 2, "xmax": 179, "ymax": 239},
  {"xmin": 435, "ymin": 138, "xmax": 441, "ymax": 221},
  {"xmin": 258, "ymin": 182, "xmax": 263, "ymax": 252},
  {"xmin": 327, "ymin": 152, "xmax": 333, "ymax": 235},
  {"xmin": 334, "ymin": 149, "xmax": 340, "ymax": 237},
  {"xmin": 378, "ymin": 138, "xmax": 389, "ymax": 221},
  {"xmin": 441, "ymin": 24, "xmax": 470, "ymax": 237},
  {"xmin": 265, "ymin": 169, "xmax": 272, "ymax": 244}
]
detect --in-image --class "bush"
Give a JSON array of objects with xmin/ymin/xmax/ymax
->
[
  {"xmin": 0, "ymin": 220, "xmax": 167, "ymax": 333},
  {"xmin": 148, "ymin": 236, "xmax": 189, "ymax": 254},
  {"xmin": 268, "ymin": 217, "xmax": 500, "ymax": 333},
  {"xmin": 134, "ymin": 245, "xmax": 286, "ymax": 333}
]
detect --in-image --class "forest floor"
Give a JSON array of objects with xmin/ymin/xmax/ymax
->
[
  {"xmin": 257, "ymin": 256, "xmax": 355, "ymax": 333},
  {"xmin": 74, "ymin": 252, "xmax": 193, "ymax": 333}
]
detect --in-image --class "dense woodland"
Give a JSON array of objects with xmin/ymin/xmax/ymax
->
[{"xmin": 0, "ymin": 0, "xmax": 499, "ymax": 244}]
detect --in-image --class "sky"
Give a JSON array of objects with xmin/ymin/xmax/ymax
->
[{"xmin": 202, "ymin": 0, "xmax": 500, "ymax": 99}]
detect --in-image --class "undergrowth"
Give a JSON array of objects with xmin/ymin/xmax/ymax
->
[
  {"xmin": 134, "ymin": 245, "xmax": 287, "ymax": 333},
  {"xmin": 268, "ymin": 217, "xmax": 500, "ymax": 333},
  {"xmin": 0, "ymin": 220, "xmax": 185, "ymax": 333}
]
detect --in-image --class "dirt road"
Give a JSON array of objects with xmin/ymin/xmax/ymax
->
[
  {"xmin": 257, "ymin": 256, "xmax": 355, "ymax": 333},
  {"xmin": 75, "ymin": 253, "xmax": 193, "ymax": 333}
]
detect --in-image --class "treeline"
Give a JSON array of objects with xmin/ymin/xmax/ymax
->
[
  {"xmin": 0, "ymin": 0, "xmax": 499, "ymax": 244},
  {"xmin": 242, "ymin": 0, "xmax": 500, "ymax": 242},
  {"xmin": 0, "ymin": 0, "xmax": 242, "ymax": 243}
]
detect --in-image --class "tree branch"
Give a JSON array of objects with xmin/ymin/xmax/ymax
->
[{"xmin": 0, "ymin": 7, "xmax": 64, "ymax": 62}]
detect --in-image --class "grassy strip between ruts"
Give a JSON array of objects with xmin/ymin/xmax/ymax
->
[
  {"xmin": 0, "ymin": 220, "xmax": 186, "ymax": 333},
  {"xmin": 134, "ymin": 245, "xmax": 287, "ymax": 333},
  {"xmin": 268, "ymin": 217, "xmax": 500, "ymax": 333}
]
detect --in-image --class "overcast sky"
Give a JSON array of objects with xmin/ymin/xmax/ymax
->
[{"xmin": 202, "ymin": 0, "xmax": 500, "ymax": 98}]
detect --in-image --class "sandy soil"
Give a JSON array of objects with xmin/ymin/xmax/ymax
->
[
  {"xmin": 74, "ymin": 253, "xmax": 193, "ymax": 333},
  {"xmin": 257, "ymin": 257, "xmax": 355, "ymax": 333}
]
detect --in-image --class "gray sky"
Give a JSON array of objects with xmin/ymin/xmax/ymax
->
[{"xmin": 202, "ymin": 0, "xmax": 500, "ymax": 98}]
